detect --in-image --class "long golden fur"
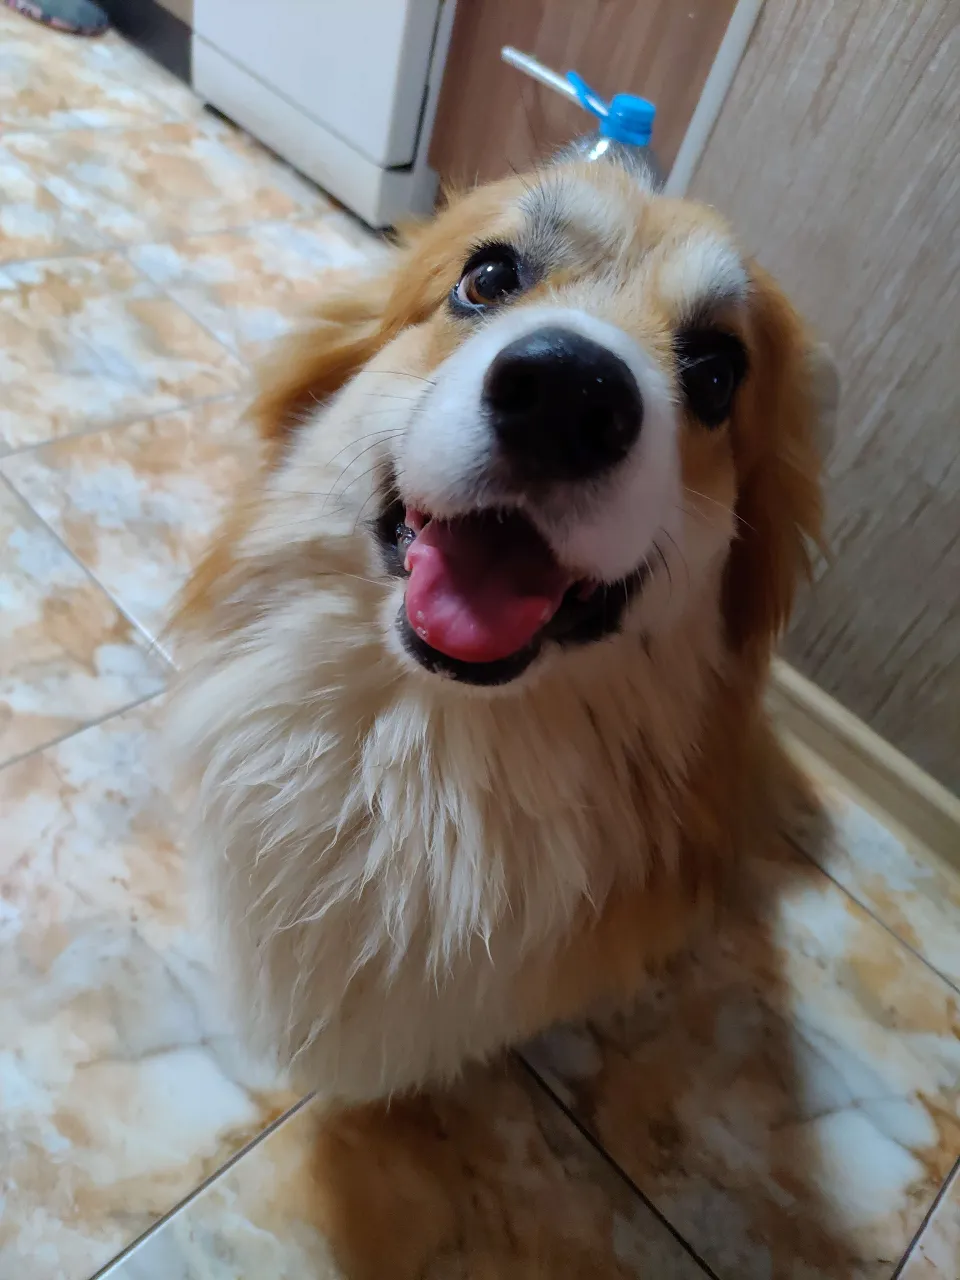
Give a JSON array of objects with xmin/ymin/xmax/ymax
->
[{"xmin": 168, "ymin": 155, "xmax": 832, "ymax": 1272}]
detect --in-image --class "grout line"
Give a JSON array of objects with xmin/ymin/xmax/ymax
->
[
  {"xmin": 0, "ymin": 202, "xmax": 331, "ymax": 267},
  {"xmin": 116, "ymin": 210, "xmax": 381, "ymax": 365},
  {"xmin": 122, "ymin": 247, "xmax": 251, "ymax": 364},
  {"xmin": 0, "ymin": 119, "xmax": 180, "ymax": 138},
  {"xmin": 0, "ymin": 240, "xmax": 113, "ymax": 270},
  {"xmin": 89, "ymin": 1092, "xmax": 316, "ymax": 1279},
  {"xmin": 0, "ymin": 391, "xmax": 244, "ymax": 460},
  {"xmin": 0, "ymin": 143, "xmax": 330, "ymax": 269},
  {"xmin": 123, "ymin": 206, "xmax": 369, "ymax": 255},
  {"xmin": 0, "ymin": 688, "xmax": 166, "ymax": 774},
  {"xmin": 0, "ymin": 471, "xmax": 174, "ymax": 669},
  {"xmin": 0, "ymin": 244, "xmax": 243, "ymax": 381},
  {"xmin": 783, "ymin": 826, "xmax": 960, "ymax": 1000},
  {"xmin": 891, "ymin": 1154, "xmax": 960, "ymax": 1279},
  {"xmin": 515, "ymin": 1053, "xmax": 723, "ymax": 1279}
]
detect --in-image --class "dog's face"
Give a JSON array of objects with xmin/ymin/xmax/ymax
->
[{"xmin": 198, "ymin": 158, "xmax": 827, "ymax": 692}]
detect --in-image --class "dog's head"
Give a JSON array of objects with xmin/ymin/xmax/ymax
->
[{"xmin": 185, "ymin": 157, "xmax": 831, "ymax": 693}]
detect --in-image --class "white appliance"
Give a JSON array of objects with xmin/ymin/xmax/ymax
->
[{"xmin": 192, "ymin": 0, "xmax": 456, "ymax": 228}]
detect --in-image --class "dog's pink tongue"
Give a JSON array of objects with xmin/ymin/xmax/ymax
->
[{"xmin": 404, "ymin": 512, "xmax": 570, "ymax": 663}]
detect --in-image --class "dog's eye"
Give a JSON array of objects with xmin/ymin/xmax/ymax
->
[
  {"xmin": 455, "ymin": 246, "xmax": 523, "ymax": 310},
  {"xmin": 676, "ymin": 330, "xmax": 747, "ymax": 428}
]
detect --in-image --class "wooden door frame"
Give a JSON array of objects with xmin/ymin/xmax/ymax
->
[{"xmin": 665, "ymin": 0, "xmax": 764, "ymax": 194}]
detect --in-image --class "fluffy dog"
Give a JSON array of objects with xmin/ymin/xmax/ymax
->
[{"xmin": 169, "ymin": 151, "xmax": 833, "ymax": 1117}]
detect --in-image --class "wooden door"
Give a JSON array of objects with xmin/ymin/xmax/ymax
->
[
  {"xmin": 430, "ymin": 0, "xmax": 736, "ymax": 188},
  {"xmin": 691, "ymin": 0, "xmax": 960, "ymax": 791}
]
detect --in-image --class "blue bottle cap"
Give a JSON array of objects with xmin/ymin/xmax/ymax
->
[
  {"xmin": 600, "ymin": 94, "xmax": 656, "ymax": 147},
  {"xmin": 565, "ymin": 73, "xmax": 656, "ymax": 149}
]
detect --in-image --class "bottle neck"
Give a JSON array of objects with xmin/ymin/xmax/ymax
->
[{"xmin": 570, "ymin": 134, "xmax": 664, "ymax": 191}]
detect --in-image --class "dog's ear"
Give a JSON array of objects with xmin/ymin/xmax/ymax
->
[
  {"xmin": 721, "ymin": 267, "xmax": 830, "ymax": 660},
  {"xmin": 253, "ymin": 228, "xmax": 459, "ymax": 457},
  {"xmin": 252, "ymin": 182, "xmax": 527, "ymax": 458},
  {"xmin": 253, "ymin": 266, "xmax": 398, "ymax": 454},
  {"xmin": 805, "ymin": 339, "xmax": 840, "ymax": 460}
]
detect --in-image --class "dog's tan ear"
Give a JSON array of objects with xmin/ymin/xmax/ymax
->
[
  {"xmin": 805, "ymin": 340, "xmax": 840, "ymax": 461},
  {"xmin": 253, "ymin": 267, "xmax": 399, "ymax": 452},
  {"xmin": 722, "ymin": 268, "xmax": 826, "ymax": 660}
]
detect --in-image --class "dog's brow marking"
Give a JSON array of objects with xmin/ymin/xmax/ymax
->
[
  {"xmin": 523, "ymin": 175, "xmax": 630, "ymax": 263},
  {"xmin": 659, "ymin": 236, "xmax": 748, "ymax": 315}
]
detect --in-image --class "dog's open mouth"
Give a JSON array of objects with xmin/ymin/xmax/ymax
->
[
  {"xmin": 401, "ymin": 507, "xmax": 577, "ymax": 664},
  {"xmin": 377, "ymin": 498, "xmax": 650, "ymax": 685}
]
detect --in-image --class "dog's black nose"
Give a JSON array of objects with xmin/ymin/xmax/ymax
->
[{"xmin": 483, "ymin": 326, "xmax": 642, "ymax": 483}]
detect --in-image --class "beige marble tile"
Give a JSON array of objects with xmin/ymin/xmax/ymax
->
[
  {"xmin": 0, "ymin": 484, "xmax": 166, "ymax": 766},
  {"xmin": 0, "ymin": 699, "xmax": 297, "ymax": 1280},
  {"xmin": 77, "ymin": 31, "xmax": 209, "ymax": 122},
  {"xmin": 103, "ymin": 1064, "xmax": 709, "ymax": 1280},
  {"xmin": 786, "ymin": 781, "xmax": 960, "ymax": 993},
  {"xmin": 525, "ymin": 836, "xmax": 960, "ymax": 1280},
  {"xmin": 3, "ymin": 119, "xmax": 332, "ymax": 247},
  {"xmin": 0, "ymin": 252, "xmax": 244, "ymax": 452},
  {"xmin": 2, "ymin": 398, "xmax": 261, "ymax": 653},
  {"xmin": 900, "ymin": 1164, "xmax": 960, "ymax": 1277},
  {"xmin": 129, "ymin": 216, "xmax": 387, "ymax": 358},
  {"xmin": 0, "ymin": 145, "xmax": 107, "ymax": 265},
  {"xmin": 0, "ymin": 8, "xmax": 202, "ymax": 125},
  {"xmin": 0, "ymin": 16, "xmax": 177, "ymax": 131}
]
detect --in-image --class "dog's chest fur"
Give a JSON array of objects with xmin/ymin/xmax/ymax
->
[{"xmin": 172, "ymin": 569, "xmax": 724, "ymax": 1102}]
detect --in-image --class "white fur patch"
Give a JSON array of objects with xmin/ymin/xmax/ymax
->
[
  {"xmin": 168, "ymin": 581, "xmax": 724, "ymax": 1104},
  {"xmin": 659, "ymin": 235, "xmax": 748, "ymax": 315}
]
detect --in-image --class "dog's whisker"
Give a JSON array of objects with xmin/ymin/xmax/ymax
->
[
  {"xmin": 355, "ymin": 369, "xmax": 437, "ymax": 386},
  {"xmin": 362, "ymin": 391, "xmax": 426, "ymax": 404},
  {"xmin": 677, "ymin": 500, "xmax": 750, "ymax": 535},
  {"xmin": 320, "ymin": 427, "xmax": 403, "ymax": 472},
  {"xmin": 329, "ymin": 443, "xmax": 395, "ymax": 501},
  {"xmin": 352, "ymin": 486, "xmax": 388, "ymax": 534},
  {"xmin": 652, "ymin": 538, "xmax": 673, "ymax": 605},
  {"xmin": 268, "ymin": 490, "xmax": 358, "ymax": 501},
  {"xmin": 661, "ymin": 529, "xmax": 691, "ymax": 596},
  {"xmin": 322, "ymin": 438, "xmax": 402, "ymax": 513},
  {"xmin": 682, "ymin": 486, "xmax": 755, "ymax": 534}
]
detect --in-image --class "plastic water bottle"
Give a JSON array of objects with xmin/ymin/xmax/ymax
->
[{"xmin": 500, "ymin": 47, "xmax": 662, "ymax": 191}]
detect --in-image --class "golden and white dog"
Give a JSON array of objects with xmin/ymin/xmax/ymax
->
[{"xmin": 169, "ymin": 154, "xmax": 833, "ymax": 1119}]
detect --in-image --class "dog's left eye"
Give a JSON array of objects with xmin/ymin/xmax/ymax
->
[
  {"xmin": 455, "ymin": 246, "xmax": 523, "ymax": 309},
  {"xmin": 676, "ymin": 330, "xmax": 747, "ymax": 428}
]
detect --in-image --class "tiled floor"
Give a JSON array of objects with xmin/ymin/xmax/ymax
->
[{"xmin": 0, "ymin": 16, "xmax": 958, "ymax": 1280}]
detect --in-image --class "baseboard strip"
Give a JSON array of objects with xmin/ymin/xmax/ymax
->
[{"xmin": 768, "ymin": 658, "xmax": 960, "ymax": 869}]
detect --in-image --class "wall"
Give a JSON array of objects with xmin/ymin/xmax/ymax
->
[{"xmin": 690, "ymin": 0, "xmax": 960, "ymax": 790}]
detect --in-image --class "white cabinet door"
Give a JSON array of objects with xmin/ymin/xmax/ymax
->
[{"xmin": 194, "ymin": 0, "xmax": 442, "ymax": 168}]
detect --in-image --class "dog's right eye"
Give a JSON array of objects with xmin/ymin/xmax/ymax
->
[
  {"xmin": 454, "ymin": 245, "xmax": 524, "ymax": 311},
  {"xmin": 676, "ymin": 329, "xmax": 748, "ymax": 428}
]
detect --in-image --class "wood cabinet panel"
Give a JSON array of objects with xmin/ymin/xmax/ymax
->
[{"xmin": 430, "ymin": 0, "xmax": 735, "ymax": 188}]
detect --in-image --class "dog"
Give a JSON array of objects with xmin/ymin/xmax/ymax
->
[{"xmin": 168, "ymin": 152, "xmax": 834, "ymax": 1122}]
